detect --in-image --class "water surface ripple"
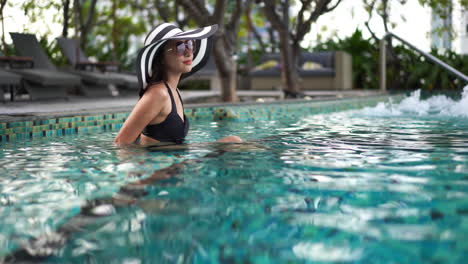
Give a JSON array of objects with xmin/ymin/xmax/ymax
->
[{"xmin": 1, "ymin": 92, "xmax": 468, "ymax": 263}]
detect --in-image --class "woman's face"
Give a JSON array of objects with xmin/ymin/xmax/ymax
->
[{"xmin": 163, "ymin": 39, "xmax": 194, "ymax": 75}]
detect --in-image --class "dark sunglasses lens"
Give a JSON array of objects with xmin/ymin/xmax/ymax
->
[
  {"xmin": 174, "ymin": 40, "xmax": 195, "ymax": 55},
  {"xmin": 187, "ymin": 40, "xmax": 194, "ymax": 50},
  {"xmin": 176, "ymin": 42, "xmax": 185, "ymax": 55}
]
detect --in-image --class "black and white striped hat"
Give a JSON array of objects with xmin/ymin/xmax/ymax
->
[{"xmin": 136, "ymin": 23, "xmax": 218, "ymax": 91}]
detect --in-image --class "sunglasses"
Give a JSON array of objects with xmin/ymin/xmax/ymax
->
[{"xmin": 167, "ymin": 40, "xmax": 195, "ymax": 56}]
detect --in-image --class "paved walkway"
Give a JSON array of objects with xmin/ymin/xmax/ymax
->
[{"xmin": 0, "ymin": 90, "xmax": 384, "ymax": 117}]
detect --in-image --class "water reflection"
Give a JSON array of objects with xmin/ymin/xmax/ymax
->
[{"xmin": 1, "ymin": 93, "xmax": 468, "ymax": 262}]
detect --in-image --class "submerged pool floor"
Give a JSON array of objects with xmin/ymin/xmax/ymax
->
[{"xmin": 1, "ymin": 92, "xmax": 468, "ymax": 263}]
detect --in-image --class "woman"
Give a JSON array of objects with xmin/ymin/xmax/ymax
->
[{"xmin": 114, "ymin": 23, "xmax": 242, "ymax": 146}]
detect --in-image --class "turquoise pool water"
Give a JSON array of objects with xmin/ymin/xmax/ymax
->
[{"xmin": 1, "ymin": 90, "xmax": 468, "ymax": 263}]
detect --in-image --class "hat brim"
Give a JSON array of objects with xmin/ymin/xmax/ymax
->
[{"xmin": 136, "ymin": 24, "xmax": 218, "ymax": 92}]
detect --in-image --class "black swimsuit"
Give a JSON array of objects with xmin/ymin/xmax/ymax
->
[{"xmin": 142, "ymin": 82, "xmax": 189, "ymax": 144}]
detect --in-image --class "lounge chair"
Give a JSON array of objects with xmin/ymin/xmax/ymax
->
[
  {"xmin": 10, "ymin": 33, "xmax": 122, "ymax": 98},
  {"xmin": 0, "ymin": 52, "xmax": 27, "ymax": 101},
  {"xmin": 8, "ymin": 33, "xmax": 82, "ymax": 100},
  {"xmin": 1, "ymin": 44, "xmax": 80, "ymax": 101},
  {"xmin": 56, "ymin": 37, "xmax": 139, "ymax": 95},
  {"xmin": 249, "ymin": 51, "xmax": 352, "ymax": 91},
  {"xmin": 0, "ymin": 70, "xmax": 22, "ymax": 102}
]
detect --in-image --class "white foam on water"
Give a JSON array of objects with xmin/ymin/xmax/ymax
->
[{"xmin": 360, "ymin": 85, "xmax": 468, "ymax": 118}]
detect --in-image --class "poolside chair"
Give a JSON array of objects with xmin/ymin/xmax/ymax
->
[
  {"xmin": 56, "ymin": 37, "xmax": 139, "ymax": 95},
  {"xmin": 0, "ymin": 52, "xmax": 27, "ymax": 101},
  {"xmin": 10, "ymin": 33, "xmax": 121, "ymax": 98},
  {"xmin": 0, "ymin": 70, "xmax": 22, "ymax": 102},
  {"xmin": 7, "ymin": 33, "xmax": 81, "ymax": 100},
  {"xmin": 249, "ymin": 51, "xmax": 352, "ymax": 91}
]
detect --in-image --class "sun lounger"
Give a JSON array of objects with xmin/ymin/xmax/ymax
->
[
  {"xmin": 0, "ymin": 52, "xmax": 29, "ymax": 101},
  {"xmin": 2, "ymin": 43, "xmax": 81, "ymax": 100},
  {"xmin": 0, "ymin": 70, "xmax": 22, "ymax": 102},
  {"xmin": 10, "ymin": 33, "xmax": 121, "ymax": 98},
  {"xmin": 8, "ymin": 33, "xmax": 82, "ymax": 100},
  {"xmin": 56, "ymin": 37, "xmax": 139, "ymax": 95},
  {"xmin": 249, "ymin": 51, "xmax": 352, "ymax": 90}
]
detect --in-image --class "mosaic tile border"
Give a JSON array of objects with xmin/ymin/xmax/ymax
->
[{"xmin": 0, "ymin": 95, "xmax": 403, "ymax": 143}]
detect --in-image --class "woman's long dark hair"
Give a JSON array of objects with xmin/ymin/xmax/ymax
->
[{"xmin": 138, "ymin": 43, "xmax": 167, "ymax": 98}]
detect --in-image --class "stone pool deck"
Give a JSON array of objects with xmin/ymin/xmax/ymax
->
[{"xmin": 0, "ymin": 90, "xmax": 384, "ymax": 121}]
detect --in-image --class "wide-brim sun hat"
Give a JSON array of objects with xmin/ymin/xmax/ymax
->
[{"xmin": 136, "ymin": 23, "xmax": 218, "ymax": 92}]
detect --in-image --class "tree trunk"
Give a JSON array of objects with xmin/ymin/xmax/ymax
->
[
  {"xmin": 0, "ymin": 0, "xmax": 7, "ymax": 54},
  {"xmin": 62, "ymin": 0, "xmax": 70, "ymax": 37},
  {"xmin": 213, "ymin": 37, "xmax": 238, "ymax": 102},
  {"xmin": 262, "ymin": 0, "xmax": 299, "ymax": 94},
  {"xmin": 278, "ymin": 30, "xmax": 300, "ymax": 93},
  {"xmin": 111, "ymin": 0, "xmax": 118, "ymax": 61},
  {"xmin": 178, "ymin": 0, "xmax": 242, "ymax": 102},
  {"xmin": 78, "ymin": 0, "xmax": 98, "ymax": 50}
]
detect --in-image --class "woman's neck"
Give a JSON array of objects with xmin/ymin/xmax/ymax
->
[{"xmin": 165, "ymin": 73, "xmax": 181, "ymax": 91}]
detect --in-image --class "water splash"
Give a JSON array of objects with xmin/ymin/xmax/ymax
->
[{"xmin": 360, "ymin": 85, "xmax": 468, "ymax": 118}]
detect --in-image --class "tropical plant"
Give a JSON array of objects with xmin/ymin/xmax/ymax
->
[{"xmin": 313, "ymin": 28, "xmax": 467, "ymax": 91}]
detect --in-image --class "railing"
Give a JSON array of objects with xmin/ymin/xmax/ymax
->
[{"xmin": 379, "ymin": 32, "xmax": 468, "ymax": 91}]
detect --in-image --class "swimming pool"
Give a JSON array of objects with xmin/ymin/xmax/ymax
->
[{"xmin": 1, "ymin": 89, "xmax": 467, "ymax": 263}]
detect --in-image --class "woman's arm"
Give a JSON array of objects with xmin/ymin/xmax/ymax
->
[{"xmin": 114, "ymin": 85, "xmax": 168, "ymax": 145}]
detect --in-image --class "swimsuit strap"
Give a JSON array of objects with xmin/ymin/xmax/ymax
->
[
  {"xmin": 164, "ymin": 81, "xmax": 177, "ymax": 112},
  {"xmin": 175, "ymin": 88, "xmax": 184, "ymax": 107}
]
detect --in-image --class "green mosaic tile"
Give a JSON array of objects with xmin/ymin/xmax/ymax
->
[
  {"xmin": 78, "ymin": 126, "xmax": 100, "ymax": 134},
  {"xmin": 114, "ymin": 113, "xmax": 128, "ymax": 119},
  {"xmin": 31, "ymin": 132, "xmax": 41, "ymax": 138},
  {"xmin": 42, "ymin": 119, "xmax": 53, "ymax": 125},
  {"xmin": 65, "ymin": 128, "xmax": 76, "ymax": 135},
  {"xmin": 12, "ymin": 127, "xmax": 25, "ymax": 133},
  {"xmin": 72, "ymin": 121, "xmax": 84, "ymax": 127},
  {"xmin": 59, "ymin": 123, "xmax": 70, "ymax": 129},
  {"xmin": 58, "ymin": 117, "xmax": 73, "ymax": 123},
  {"xmin": 32, "ymin": 125, "xmax": 43, "ymax": 132},
  {"xmin": 6, "ymin": 122, "xmax": 23, "ymax": 128},
  {"xmin": 15, "ymin": 121, "xmax": 34, "ymax": 128},
  {"xmin": 18, "ymin": 132, "xmax": 31, "ymax": 140}
]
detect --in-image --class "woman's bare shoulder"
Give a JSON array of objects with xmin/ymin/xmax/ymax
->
[{"xmin": 144, "ymin": 82, "xmax": 169, "ymax": 100}]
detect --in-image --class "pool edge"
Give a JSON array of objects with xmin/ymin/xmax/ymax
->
[{"xmin": 0, "ymin": 93, "xmax": 404, "ymax": 144}]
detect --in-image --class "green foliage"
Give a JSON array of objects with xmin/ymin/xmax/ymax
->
[
  {"xmin": 313, "ymin": 28, "xmax": 467, "ymax": 90},
  {"xmin": 237, "ymin": 49, "xmax": 265, "ymax": 73},
  {"xmin": 418, "ymin": 0, "xmax": 468, "ymax": 17},
  {"xmin": 313, "ymin": 29, "xmax": 379, "ymax": 89},
  {"xmin": 87, "ymin": 10, "xmax": 147, "ymax": 71},
  {"xmin": 21, "ymin": 0, "xmax": 63, "ymax": 30},
  {"xmin": 37, "ymin": 35, "xmax": 68, "ymax": 67},
  {"xmin": 179, "ymin": 80, "xmax": 210, "ymax": 90}
]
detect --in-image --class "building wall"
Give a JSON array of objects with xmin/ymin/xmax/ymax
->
[
  {"xmin": 460, "ymin": 8, "xmax": 468, "ymax": 54},
  {"xmin": 431, "ymin": 5, "xmax": 453, "ymax": 51}
]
